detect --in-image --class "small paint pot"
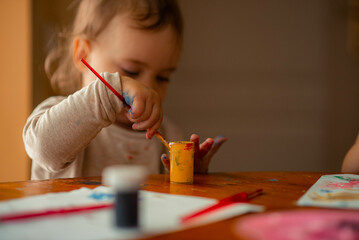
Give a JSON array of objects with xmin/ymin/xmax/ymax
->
[
  {"xmin": 169, "ymin": 141, "xmax": 194, "ymax": 184},
  {"xmin": 103, "ymin": 165, "xmax": 148, "ymax": 229}
]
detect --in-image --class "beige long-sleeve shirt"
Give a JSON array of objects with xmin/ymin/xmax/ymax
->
[{"xmin": 23, "ymin": 72, "xmax": 182, "ymax": 180}]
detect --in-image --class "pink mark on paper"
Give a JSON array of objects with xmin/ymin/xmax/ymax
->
[
  {"xmin": 322, "ymin": 179, "xmax": 359, "ymax": 190},
  {"xmin": 235, "ymin": 210, "xmax": 359, "ymax": 240},
  {"xmin": 326, "ymin": 181, "xmax": 359, "ymax": 189}
]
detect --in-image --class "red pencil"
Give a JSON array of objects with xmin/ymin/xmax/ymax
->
[
  {"xmin": 181, "ymin": 189, "xmax": 263, "ymax": 223},
  {"xmin": 0, "ymin": 203, "xmax": 114, "ymax": 223}
]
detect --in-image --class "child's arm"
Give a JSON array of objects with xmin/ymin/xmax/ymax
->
[
  {"xmin": 342, "ymin": 133, "xmax": 359, "ymax": 173},
  {"xmin": 160, "ymin": 134, "xmax": 227, "ymax": 173},
  {"xmin": 23, "ymin": 72, "xmax": 162, "ymax": 173}
]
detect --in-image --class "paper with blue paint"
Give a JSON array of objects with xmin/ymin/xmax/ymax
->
[
  {"xmin": 297, "ymin": 174, "xmax": 359, "ymax": 209},
  {"xmin": 0, "ymin": 186, "xmax": 264, "ymax": 240}
]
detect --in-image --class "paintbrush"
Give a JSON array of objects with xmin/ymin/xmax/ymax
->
[
  {"xmin": 81, "ymin": 58, "xmax": 170, "ymax": 150},
  {"xmin": 181, "ymin": 189, "xmax": 263, "ymax": 223},
  {"xmin": 0, "ymin": 203, "xmax": 114, "ymax": 223}
]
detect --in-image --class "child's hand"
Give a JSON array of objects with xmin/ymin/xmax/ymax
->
[
  {"xmin": 121, "ymin": 76, "xmax": 163, "ymax": 139},
  {"xmin": 161, "ymin": 134, "xmax": 228, "ymax": 173}
]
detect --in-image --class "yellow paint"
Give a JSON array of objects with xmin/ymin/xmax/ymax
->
[{"xmin": 169, "ymin": 141, "xmax": 194, "ymax": 184}]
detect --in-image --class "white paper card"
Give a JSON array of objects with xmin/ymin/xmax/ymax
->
[
  {"xmin": 297, "ymin": 174, "xmax": 359, "ymax": 209},
  {"xmin": 0, "ymin": 186, "xmax": 264, "ymax": 240}
]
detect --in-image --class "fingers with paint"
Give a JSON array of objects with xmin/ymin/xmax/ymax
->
[
  {"xmin": 81, "ymin": 59, "xmax": 163, "ymax": 140},
  {"xmin": 121, "ymin": 76, "xmax": 163, "ymax": 139}
]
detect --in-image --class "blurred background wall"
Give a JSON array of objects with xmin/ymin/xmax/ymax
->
[
  {"xmin": 0, "ymin": 0, "xmax": 31, "ymax": 182},
  {"xmin": 169, "ymin": 0, "xmax": 359, "ymax": 172},
  {"xmin": 1, "ymin": 0, "xmax": 359, "ymax": 181}
]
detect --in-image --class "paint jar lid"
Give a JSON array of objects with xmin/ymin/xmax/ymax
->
[{"xmin": 103, "ymin": 165, "xmax": 148, "ymax": 191}]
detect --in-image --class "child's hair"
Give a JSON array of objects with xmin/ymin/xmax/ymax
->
[{"xmin": 45, "ymin": 0, "xmax": 183, "ymax": 96}]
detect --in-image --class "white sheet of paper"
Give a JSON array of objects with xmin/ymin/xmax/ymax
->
[
  {"xmin": 297, "ymin": 174, "xmax": 359, "ymax": 209},
  {"xmin": 0, "ymin": 186, "xmax": 264, "ymax": 240}
]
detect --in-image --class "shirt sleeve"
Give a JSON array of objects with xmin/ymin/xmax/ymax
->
[{"xmin": 23, "ymin": 72, "xmax": 125, "ymax": 172}]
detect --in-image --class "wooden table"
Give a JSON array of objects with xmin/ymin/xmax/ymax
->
[{"xmin": 0, "ymin": 172, "xmax": 335, "ymax": 240}]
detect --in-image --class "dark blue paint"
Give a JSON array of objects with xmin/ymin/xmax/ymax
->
[{"xmin": 115, "ymin": 191, "xmax": 138, "ymax": 228}]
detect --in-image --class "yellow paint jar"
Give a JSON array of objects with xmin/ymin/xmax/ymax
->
[{"xmin": 169, "ymin": 141, "xmax": 194, "ymax": 184}]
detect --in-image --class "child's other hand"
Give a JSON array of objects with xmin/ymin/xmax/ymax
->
[
  {"xmin": 161, "ymin": 134, "xmax": 228, "ymax": 174},
  {"xmin": 121, "ymin": 76, "xmax": 163, "ymax": 139}
]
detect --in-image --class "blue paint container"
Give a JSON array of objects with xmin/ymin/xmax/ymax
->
[{"xmin": 103, "ymin": 165, "xmax": 148, "ymax": 229}]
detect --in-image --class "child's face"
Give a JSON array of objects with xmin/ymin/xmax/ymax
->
[
  {"xmin": 81, "ymin": 13, "xmax": 181, "ymax": 126},
  {"xmin": 82, "ymin": 14, "xmax": 181, "ymax": 126},
  {"xmin": 82, "ymin": 13, "xmax": 181, "ymax": 98}
]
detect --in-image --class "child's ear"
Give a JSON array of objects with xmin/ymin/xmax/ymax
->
[{"xmin": 73, "ymin": 36, "xmax": 91, "ymax": 72}]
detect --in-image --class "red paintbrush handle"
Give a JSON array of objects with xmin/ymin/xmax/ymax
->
[
  {"xmin": 81, "ymin": 58, "xmax": 131, "ymax": 108},
  {"xmin": 181, "ymin": 189, "xmax": 263, "ymax": 223},
  {"xmin": 181, "ymin": 194, "xmax": 249, "ymax": 223},
  {"xmin": 181, "ymin": 201, "xmax": 237, "ymax": 223},
  {"xmin": 0, "ymin": 203, "xmax": 113, "ymax": 222}
]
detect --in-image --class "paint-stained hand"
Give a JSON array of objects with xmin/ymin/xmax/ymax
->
[
  {"xmin": 161, "ymin": 134, "xmax": 228, "ymax": 173},
  {"xmin": 121, "ymin": 76, "xmax": 163, "ymax": 139}
]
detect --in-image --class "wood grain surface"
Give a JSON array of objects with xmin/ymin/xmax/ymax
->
[{"xmin": 0, "ymin": 172, "xmax": 336, "ymax": 240}]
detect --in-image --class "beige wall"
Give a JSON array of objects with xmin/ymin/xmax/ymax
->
[
  {"xmin": 166, "ymin": 0, "xmax": 359, "ymax": 172},
  {"xmin": 0, "ymin": 0, "xmax": 31, "ymax": 181}
]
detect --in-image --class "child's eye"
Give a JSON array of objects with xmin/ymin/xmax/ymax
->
[
  {"xmin": 122, "ymin": 69, "xmax": 139, "ymax": 77},
  {"xmin": 157, "ymin": 76, "xmax": 170, "ymax": 82}
]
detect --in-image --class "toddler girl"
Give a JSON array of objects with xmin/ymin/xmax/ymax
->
[{"xmin": 23, "ymin": 0, "xmax": 226, "ymax": 180}]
